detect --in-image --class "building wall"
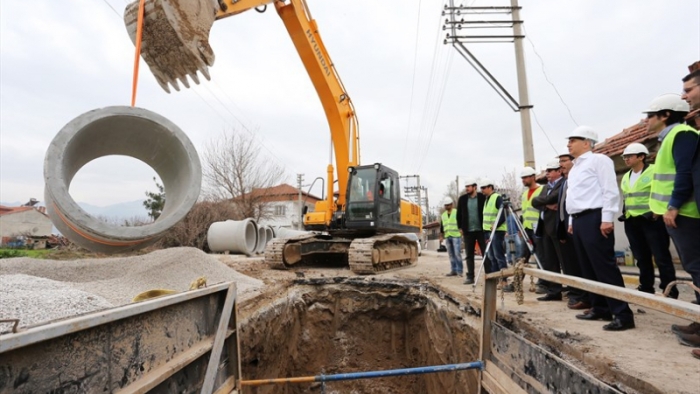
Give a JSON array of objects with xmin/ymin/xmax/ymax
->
[
  {"xmin": 259, "ymin": 200, "xmax": 316, "ymax": 229},
  {"xmin": 0, "ymin": 210, "xmax": 53, "ymax": 238}
]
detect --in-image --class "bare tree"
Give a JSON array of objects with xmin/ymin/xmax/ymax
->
[
  {"xmin": 443, "ymin": 180, "xmax": 460, "ymax": 207},
  {"xmin": 497, "ymin": 167, "xmax": 522, "ymax": 210},
  {"xmin": 158, "ymin": 199, "xmax": 238, "ymax": 250},
  {"xmin": 202, "ymin": 129, "xmax": 287, "ymax": 221}
]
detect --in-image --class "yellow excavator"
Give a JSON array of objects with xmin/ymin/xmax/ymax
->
[{"xmin": 124, "ymin": 0, "xmax": 422, "ymax": 274}]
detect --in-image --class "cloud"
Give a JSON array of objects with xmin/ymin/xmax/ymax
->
[{"xmin": 1, "ymin": 0, "xmax": 698, "ymax": 212}]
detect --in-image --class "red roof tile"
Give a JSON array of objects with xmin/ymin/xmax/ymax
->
[
  {"xmin": 593, "ymin": 120, "xmax": 656, "ymax": 157},
  {"xmin": 239, "ymin": 184, "xmax": 322, "ymax": 203}
]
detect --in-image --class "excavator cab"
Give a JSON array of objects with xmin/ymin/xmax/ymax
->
[{"xmin": 344, "ymin": 164, "xmax": 415, "ymax": 235}]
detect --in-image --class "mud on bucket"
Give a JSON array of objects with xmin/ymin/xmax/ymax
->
[{"xmin": 44, "ymin": 106, "xmax": 201, "ymax": 254}]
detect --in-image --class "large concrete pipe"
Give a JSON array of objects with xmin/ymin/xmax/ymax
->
[
  {"xmin": 273, "ymin": 226, "xmax": 311, "ymax": 239},
  {"xmin": 207, "ymin": 219, "xmax": 258, "ymax": 255},
  {"xmin": 255, "ymin": 225, "xmax": 267, "ymax": 254},
  {"xmin": 44, "ymin": 106, "xmax": 201, "ymax": 254},
  {"xmin": 264, "ymin": 226, "xmax": 274, "ymax": 245}
]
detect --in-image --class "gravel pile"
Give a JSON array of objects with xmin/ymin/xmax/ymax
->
[
  {"xmin": 0, "ymin": 247, "xmax": 264, "ymax": 332},
  {"xmin": 0, "ymin": 274, "xmax": 114, "ymax": 334}
]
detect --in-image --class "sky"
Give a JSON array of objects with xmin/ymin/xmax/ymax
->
[{"xmin": 1, "ymin": 0, "xmax": 699, "ymax": 212}]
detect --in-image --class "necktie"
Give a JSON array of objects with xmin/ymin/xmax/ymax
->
[{"xmin": 559, "ymin": 179, "xmax": 568, "ymax": 222}]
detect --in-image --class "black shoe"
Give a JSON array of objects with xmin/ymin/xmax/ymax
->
[
  {"xmin": 663, "ymin": 285, "xmax": 679, "ymax": 299},
  {"xmin": 576, "ymin": 310, "xmax": 613, "ymax": 321},
  {"xmin": 535, "ymin": 285, "xmax": 548, "ymax": 295},
  {"xmin": 537, "ymin": 293, "xmax": 563, "ymax": 301},
  {"xmin": 463, "ymin": 277, "xmax": 475, "ymax": 285},
  {"xmin": 603, "ymin": 318, "xmax": 635, "ymax": 331},
  {"xmin": 446, "ymin": 272, "xmax": 457, "ymax": 277},
  {"xmin": 502, "ymin": 284, "xmax": 515, "ymax": 293},
  {"xmin": 636, "ymin": 285, "xmax": 655, "ymax": 295}
]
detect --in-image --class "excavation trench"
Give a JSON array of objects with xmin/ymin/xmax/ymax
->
[{"xmin": 238, "ymin": 278, "xmax": 481, "ymax": 394}]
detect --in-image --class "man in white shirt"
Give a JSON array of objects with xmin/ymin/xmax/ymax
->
[{"xmin": 566, "ymin": 126, "xmax": 635, "ymax": 331}]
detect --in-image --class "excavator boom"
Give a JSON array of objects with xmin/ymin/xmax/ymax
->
[{"xmin": 124, "ymin": 0, "xmax": 421, "ymax": 274}]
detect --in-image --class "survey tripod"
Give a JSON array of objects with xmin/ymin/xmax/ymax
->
[{"xmin": 472, "ymin": 195, "xmax": 543, "ymax": 292}]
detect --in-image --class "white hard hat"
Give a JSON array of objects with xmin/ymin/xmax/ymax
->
[
  {"xmin": 480, "ymin": 178, "xmax": 495, "ymax": 188},
  {"xmin": 567, "ymin": 126, "xmax": 598, "ymax": 142},
  {"xmin": 622, "ymin": 142, "xmax": 649, "ymax": 156},
  {"xmin": 545, "ymin": 160, "xmax": 561, "ymax": 170},
  {"xmin": 442, "ymin": 197, "xmax": 453, "ymax": 206},
  {"xmin": 462, "ymin": 177, "xmax": 477, "ymax": 187},
  {"xmin": 558, "ymin": 147, "xmax": 573, "ymax": 158},
  {"xmin": 520, "ymin": 167, "xmax": 536, "ymax": 178},
  {"xmin": 643, "ymin": 93, "xmax": 690, "ymax": 113}
]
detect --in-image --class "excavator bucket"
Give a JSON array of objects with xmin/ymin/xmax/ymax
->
[{"xmin": 124, "ymin": 0, "xmax": 217, "ymax": 93}]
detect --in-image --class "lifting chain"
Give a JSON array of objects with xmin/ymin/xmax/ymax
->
[
  {"xmin": 513, "ymin": 261, "xmax": 525, "ymax": 305},
  {"xmin": 529, "ymin": 272, "xmax": 536, "ymax": 292},
  {"xmin": 500, "ymin": 270, "xmax": 505, "ymax": 309}
]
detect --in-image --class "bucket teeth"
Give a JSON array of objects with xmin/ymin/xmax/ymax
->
[{"xmin": 124, "ymin": 0, "xmax": 216, "ymax": 93}]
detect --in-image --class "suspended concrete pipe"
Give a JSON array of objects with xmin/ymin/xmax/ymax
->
[
  {"xmin": 44, "ymin": 106, "xmax": 201, "ymax": 254},
  {"xmin": 207, "ymin": 219, "xmax": 258, "ymax": 256},
  {"xmin": 255, "ymin": 225, "xmax": 267, "ymax": 254}
]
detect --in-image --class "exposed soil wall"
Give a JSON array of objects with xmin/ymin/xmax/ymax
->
[{"xmin": 238, "ymin": 280, "xmax": 480, "ymax": 393}]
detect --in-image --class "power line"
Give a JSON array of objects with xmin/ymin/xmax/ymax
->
[
  {"xmin": 100, "ymin": 0, "xmax": 120, "ymax": 17},
  {"xmin": 530, "ymin": 108, "xmax": 559, "ymax": 155},
  {"xmin": 401, "ymin": 0, "xmax": 424, "ymax": 169},
  {"xmin": 522, "ymin": 26, "xmax": 580, "ymax": 127}
]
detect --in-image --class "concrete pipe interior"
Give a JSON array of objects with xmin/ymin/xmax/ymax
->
[
  {"xmin": 239, "ymin": 279, "xmax": 480, "ymax": 394},
  {"xmin": 44, "ymin": 106, "xmax": 201, "ymax": 253}
]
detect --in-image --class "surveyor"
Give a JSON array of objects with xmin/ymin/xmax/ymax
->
[
  {"xmin": 531, "ymin": 160, "xmax": 565, "ymax": 302},
  {"xmin": 566, "ymin": 126, "xmax": 635, "ymax": 331},
  {"xmin": 481, "ymin": 178, "xmax": 512, "ymax": 292},
  {"xmin": 619, "ymin": 142, "xmax": 678, "ymax": 298},
  {"xmin": 642, "ymin": 93, "xmax": 700, "ymax": 348},
  {"xmin": 439, "ymin": 197, "xmax": 463, "ymax": 277},
  {"xmin": 519, "ymin": 167, "xmax": 543, "ymax": 262},
  {"xmin": 557, "ymin": 149, "xmax": 590, "ymax": 310},
  {"xmin": 457, "ymin": 178, "xmax": 486, "ymax": 285}
]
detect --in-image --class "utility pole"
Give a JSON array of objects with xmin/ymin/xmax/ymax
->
[
  {"xmin": 455, "ymin": 175, "xmax": 459, "ymax": 196},
  {"xmin": 443, "ymin": 0, "xmax": 536, "ymax": 168},
  {"xmin": 511, "ymin": 0, "xmax": 535, "ymax": 168},
  {"xmin": 296, "ymin": 173, "xmax": 304, "ymax": 230}
]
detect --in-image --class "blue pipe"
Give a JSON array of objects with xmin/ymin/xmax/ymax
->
[{"xmin": 316, "ymin": 361, "xmax": 484, "ymax": 382}]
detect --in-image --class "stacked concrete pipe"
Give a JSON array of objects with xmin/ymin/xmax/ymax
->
[
  {"xmin": 264, "ymin": 226, "xmax": 274, "ymax": 246},
  {"xmin": 254, "ymin": 225, "xmax": 267, "ymax": 254},
  {"xmin": 44, "ymin": 106, "xmax": 201, "ymax": 254},
  {"xmin": 207, "ymin": 219, "xmax": 258, "ymax": 256}
]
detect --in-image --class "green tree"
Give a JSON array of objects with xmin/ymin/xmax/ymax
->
[{"xmin": 144, "ymin": 177, "xmax": 165, "ymax": 220}]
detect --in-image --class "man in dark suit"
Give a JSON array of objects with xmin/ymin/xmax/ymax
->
[
  {"xmin": 457, "ymin": 178, "xmax": 487, "ymax": 284},
  {"xmin": 557, "ymin": 150, "xmax": 591, "ymax": 310},
  {"xmin": 531, "ymin": 160, "xmax": 565, "ymax": 301}
]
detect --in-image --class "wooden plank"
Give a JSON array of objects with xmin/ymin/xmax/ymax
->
[
  {"xmin": 481, "ymin": 371, "xmax": 508, "ymax": 394},
  {"xmin": 484, "ymin": 361, "xmax": 527, "ymax": 394},
  {"xmin": 522, "ymin": 267, "xmax": 700, "ymax": 322},
  {"xmin": 201, "ymin": 283, "xmax": 237, "ymax": 394},
  {"xmin": 213, "ymin": 376, "xmax": 236, "ymax": 394},
  {"xmin": 478, "ymin": 277, "xmax": 498, "ymax": 393}
]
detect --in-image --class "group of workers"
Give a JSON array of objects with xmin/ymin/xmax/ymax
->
[{"xmin": 439, "ymin": 62, "xmax": 700, "ymax": 359}]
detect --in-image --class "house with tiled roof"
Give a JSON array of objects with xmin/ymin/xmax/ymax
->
[
  {"xmin": 0, "ymin": 205, "xmax": 53, "ymax": 246},
  {"xmin": 245, "ymin": 184, "xmax": 322, "ymax": 229}
]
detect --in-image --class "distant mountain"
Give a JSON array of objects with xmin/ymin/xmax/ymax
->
[{"xmin": 1, "ymin": 200, "xmax": 149, "ymax": 222}]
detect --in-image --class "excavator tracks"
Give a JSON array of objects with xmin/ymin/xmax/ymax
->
[
  {"xmin": 348, "ymin": 234, "xmax": 418, "ymax": 275},
  {"xmin": 265, "ymin": 233, "xmax": 418, "ymax": 275}
]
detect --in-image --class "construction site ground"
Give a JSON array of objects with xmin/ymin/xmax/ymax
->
[{"xmin": 219, "ymin": 250, "xmax": 700, "ymax": 394}]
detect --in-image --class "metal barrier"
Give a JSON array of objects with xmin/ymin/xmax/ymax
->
[{"xmin": 478, "ymin": 263, "xmax": 700, "ymax": 394}]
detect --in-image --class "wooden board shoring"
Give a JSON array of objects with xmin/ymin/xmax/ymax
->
[
  {"xmin": 0, "ymin": 283, "xmax": 240, "ymax": 394},
  {"xmin": 489, "ymin": 322, "xmax": 623, "ymax": 394}
]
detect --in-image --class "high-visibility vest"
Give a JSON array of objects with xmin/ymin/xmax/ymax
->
[
  {"xmin": 649, "ymin": 124, "xmax": 700, "ymax": 218},
  {"xmin": 521, "ymin": 186, "xmax": 542, "ymax": 230},
  {"xmin": 441, "ymin": 209, "xmax": 460, "ymax": 238},
  {"xmin": 620, "ymin": 164, "xmax": 654, "ymax": 218},
  {"xmin": 483, "ymin": 193, "xmax": 507, "ymax": 231}
]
